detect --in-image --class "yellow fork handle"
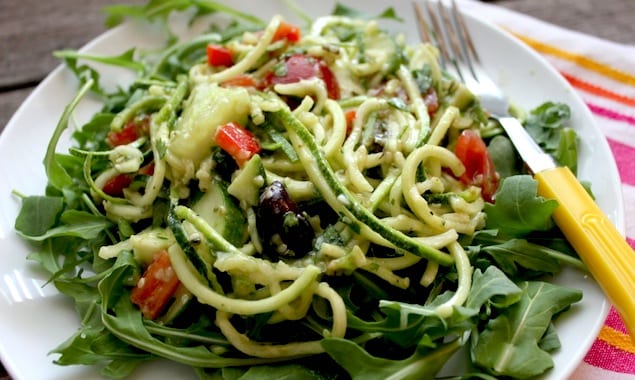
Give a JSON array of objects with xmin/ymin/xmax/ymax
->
[{"xmin": 536, "ymin": 166, "xmax": 635, "ymax": 343}]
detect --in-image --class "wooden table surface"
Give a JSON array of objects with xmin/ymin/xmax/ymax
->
[{"xmin": 0, "ymin": 0, "xmax": 633, "ymax": 378}]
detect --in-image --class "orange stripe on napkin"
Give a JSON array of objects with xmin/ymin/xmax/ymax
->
[
  {"xmin": 511, "ymin": 33, "xmax": 635, "ymax": 87},
  {"xmin": 561, "ymin": 72, "xmax": 635, "ymax": 107},
  {"xmin": 598, "ymin": 325, "xmax": 635, "ymax": 354}
]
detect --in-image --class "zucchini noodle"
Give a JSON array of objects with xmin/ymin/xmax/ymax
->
[{"xmin": 53, "ymin": 9, "xmax": 524, "ymax": 377}]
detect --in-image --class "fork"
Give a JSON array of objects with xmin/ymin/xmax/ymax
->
[
  {"xmin": 413, "ymin": 0, "xmax": 635, "ymax": 343},
  {"xmin": 411, "ymin": 0, "xmax": 559, "ymax": 169},
  {"xmin": 412, "ymin": 0, "xmax": 532, "ymax": 150},
  {"xmin": 413, "ymin": 0, "xmax": 500, "ymax": 108}
]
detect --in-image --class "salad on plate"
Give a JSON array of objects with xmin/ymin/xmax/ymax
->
[{"xmin": 12, "ymin": 1, "xmax": 589, "ymax": 379}]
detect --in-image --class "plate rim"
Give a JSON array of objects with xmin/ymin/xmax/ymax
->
[{"xmin": 0, "ymin": 1, "xmax": 620, "ymax": 379}]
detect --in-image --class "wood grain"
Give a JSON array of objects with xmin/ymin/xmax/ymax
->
[
  {"xmin": 0, "ymin": 0, "xmax": 143, "ymax": 130},
  {"xmin": 491, "ymin": 0, "xmax": 635, "ymax": 45}
]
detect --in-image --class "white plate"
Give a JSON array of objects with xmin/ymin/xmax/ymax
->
[{"xmin": 0, "ymin": 1, "xmax": 622, "ymax": 379}]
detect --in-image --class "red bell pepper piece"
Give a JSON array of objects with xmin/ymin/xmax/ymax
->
[
  {"xmin": 207, "ymin": 44, "xmax": 234, "ymax": 67},
  {"xmin": 106, "ymin": 117, "xmax": 149, "ymax": 147},
  {"xmin": 345, "ymin": 109, "xmax": 357, "ymax": 135},
  {"xmin": 221, "ymin": 74, "xmax": 258, "ymax": 88},
  {"xmin": 215, "ymin": 122, "xmax": 261, "ymax": 166},
  {"xmin": 130, "ymin": 250, "xmax": 181, "ymax": 320},
  {"xmin": 273, "ymin": 22, "xmax": 301, "ymax": 43},
  {"xmin": 318, "ymin": 60, "xmax": 340, "ymax": 100},
  {"xmin": 102, "ymin": 174, "xmax": 133, "ymax": 197}
]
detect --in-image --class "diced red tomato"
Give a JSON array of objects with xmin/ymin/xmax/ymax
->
[
  {"xmin": 269, "ymin": 54, "xmax": 319, "ymax": 85},
  {"xmin": 345, "ymin": 109, "xmax": 357, "ymax": 135},
  {"xmin": 454, "ymin": 129, "xmax": 499, "ymax": 202},
  {"xmin": 221, "ymin": 74, "xmax": 258, "ymax": 88},
  {"xmin": 215, "ymin": 122, "xmax": 261, "ymax": 166},
  {"xmin": 423, "ymin": 88, "xmax": 439, "ymax": 115},
  {"xmin": 207, "ymin": 44, "xmax": 234, "ymax": 67},
  {"xmin": 102, "ymin": 174, "xmax": 133, "ymax": 197},
  {"xmin": 318, "ymin": 60, "xmax": 340, "ymax": 100},
  {"xmin": 273, "ymin": 22, "xmax": 301, "ymax": 43},
  {"xmin": 265, "ymin": 54, "xmax": 340, "ymax": 99},
  {"xmin": 106, "ymin": 118, "xmax": 149, "ymax": 147},
  {"xmin": 130, "ymin": 250, "xmax": 181, "ymax": 320},
  {"xmin": 139, "ymin": 162, "xmax": 155, "ymax": 176}
]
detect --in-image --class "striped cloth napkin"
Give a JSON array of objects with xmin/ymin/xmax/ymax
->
[{"xmin": 459, "ymin": 0, "xmax": 635, "ymax": 378}]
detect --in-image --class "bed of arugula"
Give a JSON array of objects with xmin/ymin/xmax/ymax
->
[{"xmin": 12, "ymin": 1, "xmax": 591, "ymax": 379}]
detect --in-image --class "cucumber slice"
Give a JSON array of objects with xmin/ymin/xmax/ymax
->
[
  {"xmin": 364, "ymin": 27, "xmax": 400, "ymax": 75},
  {"xmin": 157, "ymin": 285, "xmax": 193, "ymax": 324},
  {"xmin": 227, "ymin": 154, "xmax": 267, "ymax": 206},
  {"xmin": 193, "ymin": 180, "xmax": 247, "ymax": 247}
]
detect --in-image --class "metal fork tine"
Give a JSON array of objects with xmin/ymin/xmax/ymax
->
[
  {"xmin": 435, "ymin": 0, "xmax": 467, "ymax": 82},
  {"xmin": 414, "ymin": 0, "xmax": 512, "ymax": 116},
  {"xmin": 412, "ymin": 1, "xmax": 449, "ymax": 70},
  {"xmin": 413, "ymin": 2, "xmax": 433, "ymax": 45},
  {"xmin": 413, "ymin": 1, "xmax": 472, "ymax": 84},
  {"xmin": 448, "ymin": 0, "xmax": 480, "ymax": 82}
]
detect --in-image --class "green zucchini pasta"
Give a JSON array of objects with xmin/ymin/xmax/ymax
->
[{"xmin": 14, "ymin": 5, "xmax": 585, "ymax": 380}]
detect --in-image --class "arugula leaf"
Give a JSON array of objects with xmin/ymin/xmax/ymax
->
[
  {"xmin": 220, "ymin": 363, "xmax": 319, "ymax": 380},
  {"xmin": 103, "ymin": 0, "xmax": 265, "ymax": 29},
  {"xmin": 555, "ymin": 127, "xmax": 578, "ymax": 174},
  {"xmin": 97, "ymin": 253, "xmax": 281, "ymax": 369},
  {"xmin": 54, "ymin": 49, "xmax": 145, "ymax": 73},
  {"xmin": 52, "ymin": 326, "xmax": 121, "ymax": 366},
  {"xmin": 54, "ymin": 280, "xmax": 102, "ymax": 327},
  {"xmin": 485, "ymin": 175, "xmax": 558, "ymax": 237},
  {"xmin": 465, "ymin": 266, "xmax": 522, "ymax": 310},
  {"xmin": 331, "ymin": 3, "xmax": 403, "ymax": 21},
  {"xmin": 322, "ymin": 337, "xmax": 462, "ymax": 380},
  {"xmin": 482, "ymin": 238, "xmax": 562, "ymax": 277},
  {"xmin": 44, "ymin": 80, "xmax": 94, "ymax": 190},
  {"xmin": 14, "ymin": 196, "xmax": 64, "ymax": 237},
  {"xmin": 471, "ymin": 281, "xmax": 582, "ymax": 378},
  {"xmin": 72, "ymin": 112, "xmax": 115, "ymax": 151},
  {"xmin": 16, "ymin": 210, "xmax": 111, "ymax": 241},
  {"xmin": 101, "ymin": 358, "xmax": 147, "ymax": 379},
  {"xmin": 538, "ymin": 323, "xmax": 562, "ymax": 353},
  {"xmin": 486, "ymin": 135, "xmax": 520, "ymax": 180},
  {"xmin": 523, "ymin": 102, "xmax": 578, "ymax": 172},
  {"xmin": 59, "ymin": 55, "xmax": 107, "ymax": 96}
]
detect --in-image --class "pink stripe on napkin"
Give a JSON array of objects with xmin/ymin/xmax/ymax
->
[
  {"xmin": 585, "ymin": 340, "xmax": 635, "ymax": 374},
  {"xmin": 588, "ymin": 103, "xmax": 635, "ymax": 127},
  {"xmin": 606, "ymin": 139, "xmax": 635, "ymax": 186}
]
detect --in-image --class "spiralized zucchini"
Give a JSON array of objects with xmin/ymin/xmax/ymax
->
[
  {"xmin": 89, "ymin": 13, "xmax": 487, "ymax": 351},
  {"xmin": 39, "ymin": 8, "xmax": 549, "ymax": 378}
]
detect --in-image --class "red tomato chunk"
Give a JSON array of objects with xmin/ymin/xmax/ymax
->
[
  {"xmin": 266, "ymin": 54, "xmax": 340, "ymax": 100},
  {"xmin": 106, "ymin": 118, "xmax": 149, "ymax": 147},
  {"xmin": 102, "ymin": 174, "xmax": 133, "ymax": 197},
  {"xmin": 130, "ymin": 250, "xmax": 180, "ymax": 320},
  {"xmin": 454, "ymin": 129, "xmax": 499, "ymax": 202}
]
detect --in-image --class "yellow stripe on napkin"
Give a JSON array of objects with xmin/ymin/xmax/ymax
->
[
  {"xmin": 598, "ymin": 325, "xmax": 635, "ymax": 354},
  {"xmin": 511, "ymin": 33, "xmax": 635, "ymax": 87}
]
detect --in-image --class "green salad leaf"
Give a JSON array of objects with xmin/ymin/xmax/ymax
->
[
  {"xmin": 523, "ymin": 102, "xmax": 578, "ymax": 172},
  {"xmin": 331, "ymin": 3, "xmax": 404, "ymax": 22},
  {"xmin": 472, "ymin": 281, "xmax": 582, "ymax": 378},
  {"xmin": 11, "ymin": 2, "xmax": 589, "ymax": 379},
  {"xmin": 485, "ymin": 175, "xmax": 558, "ymax": 237},
  {"xmin": 322, "ymin": 338, "xmax": 461, "ymax": 380}
]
